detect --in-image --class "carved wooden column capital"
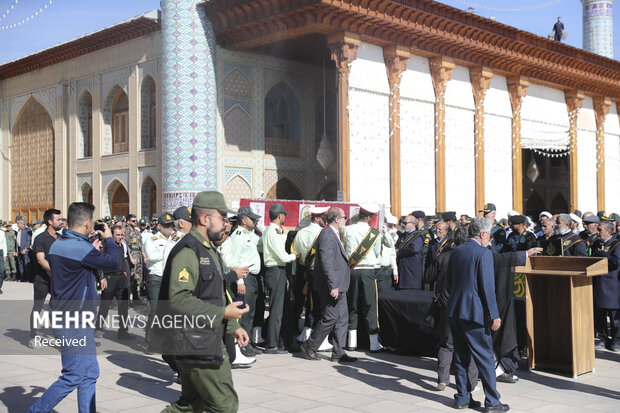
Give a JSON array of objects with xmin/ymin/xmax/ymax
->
[
  {"xmin": 383, "ymin": 45, "xmax": 410, "ymax": 217},
  {"xmin": 470, "ymin": 67, "xmax": 493, "ymax": 106},
  {"xmin": 593, "ymin": 96, "xmax": 611, "ymax": 126},
  {"xmin": 507, "ymin": 76, "xmax": 529, "ymax": 113},
  {"xmin": 327, "ymin": 32, "xmax": 360, "ymax": 202},
  {"xmin": 429, "ymin": 57, "xmax": 454, "ymax": 97}
]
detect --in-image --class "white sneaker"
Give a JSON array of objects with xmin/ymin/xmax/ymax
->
[
  {"xmin": 232, "ymin": 344, "xmax": 256, "ymax": 368},
  {"xmin": 317, "ymin": 336, "xmax": 333, "ymax": 352}
]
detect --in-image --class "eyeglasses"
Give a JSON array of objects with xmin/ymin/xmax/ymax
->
[
  {"xmin": 207, "ymin": 214, "xmax": 229, "ymax": 223},
  {"xmin": 129, "ymin": 219, "xmax": 137, "ymax": 223},
  {"xmin": 339, "ymin": 216, "xmax": 347, "ymax": 220}
]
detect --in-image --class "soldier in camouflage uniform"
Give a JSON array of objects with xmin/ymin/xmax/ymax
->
[
  {"xmin": 4, "ymin": 222, "xmax": 18, "ymax": 281},
  {"xmin": 125, "ymin": 214, "xmax": 145, "ymax": 304}
]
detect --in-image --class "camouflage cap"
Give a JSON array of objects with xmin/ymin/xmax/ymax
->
[
  {"xmin": 31, "ymin": 219, "xmax": 42, "ymax": 225},
  {"xmin": 479, "ymin": 203, "xmax": 496, "ymax": 213}
]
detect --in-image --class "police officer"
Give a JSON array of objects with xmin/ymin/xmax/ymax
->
[
  {"xmin": 143, "ymin": 212, "xmax": 176, "ymax": 349},
  {"xmin": 343, "ymin": 203, "xmax": 383, "ymax": 352},
  {"xmin": 581, "ymin": 214, "xmax": 600, "ymax": 255},
  {"xmin": 291, "ymin": 206, "xmax": 329, "ymax": 347},
  {"xmin": 220, "ymin": 205, "xmax": 262, "ymax": 358},
  {"xmin": 480, "ymin": 203, "xmax": 506, "ymax": 252},
  {"xmin": 163, "ymin": 207, "xmax": 193, "ymax": 266},
  {"xmin": 158, "ymin": 191, "xmax": 250, "ymax": 413},
  {"xmin": 412, "ymin": 210, "xmax": 433, "ymax": 257},
  {"xmin": 261, "ymin": 203, "xmax": 297, "ymax": 353},
  {"xmin": 503, "ymin": 215, "xmax": 537, "ymax": 252},
  {"xmin": 4, "ymin": 222, "xmax": 17, "ymax": 281}
]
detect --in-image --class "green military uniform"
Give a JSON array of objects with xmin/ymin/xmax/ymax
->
[
  {"xmin": 125, "ymin": 225, "xmax": 144, "ymax": 295},
  {"xmin": 419, "ymin": 225, "xmax": 433, "ymax": 258},
  {"xmin": 342, "ymin": 220, "xmax": 382, "ymax": 335},
  {"xmin": 160, "ymin": 228, "xmax": 240, "ymax": 413},
  {"xmin": 4, "ymin": 227, "xmax": 17, "ymax": 280},
  {"xmin": 220, "ymin": 227, "xmax": 261, "ymax": 334}
]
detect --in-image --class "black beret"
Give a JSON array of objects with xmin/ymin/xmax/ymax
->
[
  {"xmin": 410, "ymin": 210, "xmax": 426, "ymax": 219},
  {"xmin": 510, "ymin": 215, "xmax": 526, "ymax": 224},
  {"xmin": 443, "ymin": 211, "xmax": 457, "ymax": 221}
]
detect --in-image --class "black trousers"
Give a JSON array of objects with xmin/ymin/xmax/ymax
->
[
  {"xmin": 96, "ymin": 274, "xmax": 130, "ymax": 332},
  {"xmin": 29, "ymin": 279, "xmax": 50, "ymax": 338},
  {"xmin": 264, "ymin": 266, "xmax": 286, "ymax": 348},
  {"xmin": 595, "ymin": 308, "xmax": 620, "ymax": 344}
]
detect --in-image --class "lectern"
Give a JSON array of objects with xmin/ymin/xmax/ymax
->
[{"xmin": 515, "ymin": 256, "xmax": 608, "ymax": 377}]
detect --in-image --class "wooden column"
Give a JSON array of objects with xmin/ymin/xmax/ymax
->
[
  {"xmin": 507, "ymin": 76, "xmax": 529, "ymax": 213},
  {"xmin": 328, "ymin": 32, "xmax": 360, "ymax": 202},
  {"xmin": 593, "ymin": 97, "xmax": 611, "ymax": 212},
  {"xmin": 429, "ymin": 57, "xmax": 454, "ymax": 213},
  {"xmin": 470, "ymin": 67, "xmax": 493, "ymax": 216},
  {"xmin": 565, "ymin": 90, "xmax": 584, "ymax": 212},
  {"xmin": 383, "ymin": 45, "xmax": 410, "ymax": 217}
]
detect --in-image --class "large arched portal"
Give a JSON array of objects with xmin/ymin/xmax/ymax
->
[
  {"xmin": 11, "ymin": 98, "xmax": 55, "ymax": 221},
  {"xmin": 110, "ymin": 182, "xmax": 129, "ymax": 218}
]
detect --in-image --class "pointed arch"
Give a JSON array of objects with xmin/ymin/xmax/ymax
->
[
  {"xmin": 224, "ymin": 175, "xmax": 252, "ymax": 208},
  {"xmin": 104, "ymin": 179, "xmax": 129, "ymax": 218},
  {"xmin": 11, "ymin": 97, "xmax": 55, "ymax": 222},
  {"xmin": 265, "ymin": 177, "xmax": 302, "ymax": 200},
  {"xmin": 316, "ymin": 181, "xmax": 337, "ymax": 201},
  {"xmin": 141, "ymin": 75, "xmax": 157, "ymax": 149},
  {"xmin": 141, "ymin": 176, "xmax": 157, "ymax": 218},
  {"xmin": 80, "ymin": 182, "xmax": 93, "ymax": 204},
  {"xmin": 78, "ymin": 90, "xmax": 93, "ymax": 158},
  {"xmin": 264, "ymin": 81, "xmax": 301, "ymax": 157},
  {"xmin": 102, "ymin": 85, "xmax": 129, "ymax": 155}
]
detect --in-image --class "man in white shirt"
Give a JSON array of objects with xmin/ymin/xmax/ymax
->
[{"xmin": 261, "ymin": 203, "xmax": 297, "ymax": 354}]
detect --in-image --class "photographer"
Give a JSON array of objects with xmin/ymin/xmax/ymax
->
[{"xmin": 28, "ymin": 202, "xmax": 119, "ymax": 413}]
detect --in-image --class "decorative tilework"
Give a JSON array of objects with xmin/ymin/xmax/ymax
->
[
  {"xmin": 161, "ymin": 0, "xmax": 217, "ymax": 210},
  {"xmin": 224, "ymin": 175, "xmax": 252, "ymax": 208},
  {"xmin": 223, "ymin": 68, "xmax": 251, "ymax": 99},
  {"xmin": 77, "ymin": 174, "xmax": 92, "ymax": 192},
  {"xmin": 582, "ymin": 1, "xmax": 613, "ymax": 58},
  {"xmin": 139, "ymin": 59, "xmax": 159, "ymax": 82},
  {"xmin": 9, "ymin": 94, "xmax": 30, "ymax": 132},
  {"xmin": 77, "ymin": 78, "xmax": 93, "ymax": 95},
  {"xmin": 223, "ymin": 60, "xmax": 251, "ymax": 80},
  {"xmin": 223, "ymin": 106, "xmax": 252, "ymax": 152},
  {"xmin": 141, "ymin": 176, "xmax": 156, "ymax": 217},
  {"xmin": 101, "ymin": 68, "xmax": 130, "ymax": 96},
  {"xmin": 141, "ymin": 75, "xmax": 156, "ymax": 149},
  {"xmin": 264, "ymin": 169, "xmax": 304, "ymax": 197},
  {"xmin": 102, "ymin": 171, "xmax": 129, "ymax": 196},
  {"xmin": 224, "ymin": 99, "xmax": 251, "ymax": 116},
  {"xmin": 102, "ymin": 178, "xmax": 127, "ymax": 218},
  {"xmin": 224, "ymin": 167, "xmax": 252, "ymax": 186}
]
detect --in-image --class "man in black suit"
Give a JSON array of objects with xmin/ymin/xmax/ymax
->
[{"xmin": 301, "ymin": 207, "xmax": 356, "ymax": 363}]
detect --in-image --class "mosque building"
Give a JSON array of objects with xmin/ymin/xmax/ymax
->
[{"xmin": 0, "ymin": 0, "xmax": 619, "ymax": 222}]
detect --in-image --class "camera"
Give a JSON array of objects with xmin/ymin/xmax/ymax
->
[{"xmin": 94, "ymin": 221, "xmax": 105, "ymax": 232}]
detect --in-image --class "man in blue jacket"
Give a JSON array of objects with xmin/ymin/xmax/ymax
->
[
  {"xmin": 28, "ymin": 202, "xmax": 118, "ymax": 413},
  {"xmin": 447, "ymin": 216, "xmax": 508, "ymax": 412}
]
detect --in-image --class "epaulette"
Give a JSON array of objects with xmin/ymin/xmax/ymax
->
[
  {"xmin": 151, "ymin": 236, "xmax": 158, "ymax": 241},
  {"xmin": 172, "ymin": 235, "xmax": 180, "ymax": 242},
  {"xmin": 235, "ymin": 230, "xmax": 241, "ymax": 235}
]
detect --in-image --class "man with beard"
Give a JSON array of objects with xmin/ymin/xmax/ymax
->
[
  {"xmin": 537, "ymin": 217, "xmax": 556, "ymax": 244},
  {"xmin": 158, "ymin": 191, "xmax": 250, "ymax": 412},
  {"xmin": 396, "ymin": 214, "xmax": 425, "ymax": 290},
  {"xmin": 425, "ymin": 221, "xmax": 453, "ymax": 274},
  {"xmin": 29, "ymin": 209, "xmax": 62, "ymax": 348},
  {"xmin": 301, "ymin": 207, "xmax": 357, "ymax": 363},
  {"xmin": 580, "ymin": 213, "xmax": 600, "ymax": 255},
  {"xmin": 553, "ymin": 214, "xmax": 587, "ymax": 256}
]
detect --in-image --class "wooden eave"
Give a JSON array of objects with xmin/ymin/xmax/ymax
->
[
  {"xmin": 0, "ymin": 16, "xmax": 161, "ymax": 81},
  {"xmin": 202, "ymin": 0, "xmax": 620, "ymax": 99}
]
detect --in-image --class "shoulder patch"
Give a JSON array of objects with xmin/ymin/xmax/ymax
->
[
  {"xmin": 172, "ymin": 235, "xmax": 180, "ymax": 242},
  {"xmin": 178, "ymin": 268, "xmax": 190, "ymax": 283},
  {"xmin": 151, "ymin": 236, "xmax": 158, "ymax": 241},
  {"xmin": 199, "ymin": 256, "xmax": 211, "ymax": 265}
]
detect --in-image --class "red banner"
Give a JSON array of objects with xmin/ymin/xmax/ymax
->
[{"xmin": 239, "ymin": 198, "xmax": 383, "ymax": 230}]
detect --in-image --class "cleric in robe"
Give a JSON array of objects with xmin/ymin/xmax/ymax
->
[{"xmin": 490, "ymin": 245, "xmax": 541, "ymax": 383}]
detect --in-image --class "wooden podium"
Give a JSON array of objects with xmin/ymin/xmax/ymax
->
[{"xmin": 515, "ymin": 256, "xmax": 608, "ymax": 377}]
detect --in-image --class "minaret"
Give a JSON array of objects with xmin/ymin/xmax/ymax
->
[{"xmin": 581, "ymin": 0, "xmax": 614, "ymax": 58}]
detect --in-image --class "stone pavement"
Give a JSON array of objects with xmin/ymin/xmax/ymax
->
[{"xmin": 0, "ymin": 281, "xmax": 619, "ymax": 412}]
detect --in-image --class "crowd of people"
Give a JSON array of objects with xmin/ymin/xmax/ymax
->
[{"xmin": 2, "ymin": 196, "xmax": 619, "ymax": 412}]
